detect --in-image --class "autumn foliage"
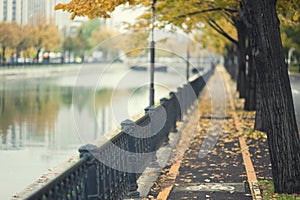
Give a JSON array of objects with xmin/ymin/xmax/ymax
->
[{"xmin": 55, "ymin": 0, "xmax": 135, "ymax": 19}]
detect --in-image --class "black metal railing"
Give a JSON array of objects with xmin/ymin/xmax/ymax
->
[{"xmin": 25, "ymin": 65, "xmax": 214, "ymax": 200}]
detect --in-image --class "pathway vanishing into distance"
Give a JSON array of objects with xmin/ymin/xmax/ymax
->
[{"xmin": 146, "ymin": 66, "xmax": 266, "ymax": 200}]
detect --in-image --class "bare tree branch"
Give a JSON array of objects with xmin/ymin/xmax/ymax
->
[
  {"xmin": 175, "ymin": 7, "xmax": 238, "ymax": 20},
  {"xmin": 206, "ymin": 18, "xmax": 238, "ymax": 45}
]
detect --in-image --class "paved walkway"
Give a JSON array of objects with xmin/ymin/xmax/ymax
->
[{"xmin": 145, "ymin": 66, "xmax": 272, "ymax": 200}]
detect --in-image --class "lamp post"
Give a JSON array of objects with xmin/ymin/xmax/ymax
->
[
  {"xmin": 186, "ymin": 42, "xmax": 190, "ymax": 81},
  {"xmin": 149, "ymin": 0, "xmax": 156, "ymax": 106}
]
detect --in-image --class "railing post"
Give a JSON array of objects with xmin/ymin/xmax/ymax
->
[
  {"xmin": 195, "ymin": 76, "xmax": 200, "ymax": 97},
  {"xmin": 144, "ymin": 106, "xmax": 154, "ymax": 116},
  {"xmin": 79, "ymin": 144, "xmax": 98, "ymax": 200},
  {"xmin": 177, "ymin": 87, "xmax": 183, "ymax": 121},
  {"xmin": 121, "ymin": 119, "xmax": 140, "ymax": 198},
  {"xmin": 199, "ymin": 75, "xmax": 206, "ymax": 93},
  {"xmin": 186, "ymin": 82, "xmax": 196, "ymax": 110},
  {"xmin": 169, "ymin": 92, "xmax": 178, "ymax": 132},
  {"xmin": 160, "ymin": 97, "xmax": 170, "ymax": 144},
  {"xmin": 186, "ymin": 83, "xmax": 191, "ymax": 110},
  {"xmin": 145, "ymin": 106, "xmax": 160, "ymax": 167},
  {"xmin": 182, "ymin": 84, "xmax": 188, "ymax": 115},
  {"xmin": 145, "ymin": 106, "xmax": 160, "ymax": 149}
]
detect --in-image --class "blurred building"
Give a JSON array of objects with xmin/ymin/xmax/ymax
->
[
  {"xmin": 0, "ymin": 0, "xmax": 82, "ymax": 31},
  {"xmin": 0, "ymin": 0, "xmax": 136, "ymax": 36}
]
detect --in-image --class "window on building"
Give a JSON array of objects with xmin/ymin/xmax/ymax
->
[
  {"xmin": 3, "ymin": 0, "xmax": 7, "ymax": 21},
  {"xmin": 12, "ymin": 0, "xmax": 16, "ymax": 21}
]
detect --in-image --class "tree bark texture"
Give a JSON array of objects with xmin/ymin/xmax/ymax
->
[
  {"xmin": 244, "ymin": 47, "xmax": 257, "ymax": 111},
  {"xmin": 254, "ymin": 78, "xmax": 266, "ymax": 132},
  {"xmin": 236, "ymin": 21, "xmax": 247, "ymax": 98},
  {"xmin": 241, "ymin": 0, "xmax": 300, "ymax": 194},
  {"xmin": 224, "ymin": 45, "xmax": 238, "ymax": 80},
  {"xmin": 2, "ymin": 46, "xmax": 6, "ymax": 62}
]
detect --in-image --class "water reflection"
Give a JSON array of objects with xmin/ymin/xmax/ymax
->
[
  {"xmin": 0, "ymin": 82, "xmax": 149, "ymax": 150},
  {"xmin": 0, "ymin": 81, "xmax": 59, "ymax": 150}
]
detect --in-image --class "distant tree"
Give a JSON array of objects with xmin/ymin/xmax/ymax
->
[
  {"xmin": 75, "ymin": 27, "xmax": 91, "ymax": 61},
  {"xmin": 62, "ymin": 36, "xmax": 76, "ymax": 63},
  {"xmin": 62, "ymin": 35, "xmax": 85, "ymax": 63},
  {"xmin": 278, "ymin": 0, "xmax": 300, "ymax": 69},
  {"xmin": 15, "ymin": 25, "xmax": 35, "ymax": 62},
  {"xmin": 33, "ymin": 15, "xmax": 60, "ymax": 63},
  {"xmin": 282, "ymin": 25, "xmax": 300, "ymax": 65},
  {"xmin": 0, "ymin": 22, "xmax": 22, "ymax": 63},
  {"xmin": 90, "ymin": 26, "xmax": 120, "ymax": 59},
  {"xmin": 16, "ymin": 28, "xmax": 28, "ymax": 60},
  {"xmin": 81, "ymin": 18, "xmax": 102, "ymax": 38}
]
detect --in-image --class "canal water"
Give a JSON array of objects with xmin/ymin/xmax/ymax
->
[{"xmin": 0, "ymin": 62, "xmax": 189, "ymax": 199}]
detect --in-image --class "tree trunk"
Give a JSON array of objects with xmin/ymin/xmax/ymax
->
[
  {"xmin": 236, "ymin": 21, "xmax": 247, "ymax": 98},
  {"xmin": 2, "ymin": 46, "xmax": 6, "ymax": 63},
  {"xmin": 225, "ymin": 45, "xmax": 238, "ymax": 80},
  {"xmin": 224, "ymin": 45, "xmax": 233, "ymax": 77},
  {"xmin": 244, "ymin": 48, "xmax": 256, "ymax": 111},
  {"xmin": 241, "ymin": 0, "xmax": 300, "ymax": 194},
  {"xmin": 254, "ymin": 78, "xmax": 266, "ymax": 131},
  {"xmin": 36, "ymin": 48, "xmax": 41, "ymax": 63},
  {"xmin": 16, "ymin": 47, "xmax": 21, "ymax": 64}
]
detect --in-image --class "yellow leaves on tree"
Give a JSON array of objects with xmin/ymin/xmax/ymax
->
[
  {"xmin": 55, "ymin": 0, "xmax": 240, "ymax": 54},
  {"xmin": 277, "ymin": 0, "xmax": 300, "ymax": 25},
  {"xmin": 0, "ymin": 22, "xmax": 22, "ymax": 50},
  {"xmin": 55, "ymin": 0, "xmax": 132, "ymax": 20},
  {"xmin": 293, "ymin": 12, "xmax": 299, "ymax": 22},
  {"xmin": 197, "ymin": 19, "xmax": 237, "ymax": 54},
  {"xmin": 33, "ymin": 15, "xmax": 61, "ymax": 51}
]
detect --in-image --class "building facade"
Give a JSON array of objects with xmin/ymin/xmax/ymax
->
[
  {"xmin": 0, "ymin": 0, "xmax": 119, "ymax": 37},
  {"xmin": 0, "ymin": 0, "xmax": 73, "ymax": 30}
]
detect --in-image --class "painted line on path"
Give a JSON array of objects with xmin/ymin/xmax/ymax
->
[{"xmin": 220, "ymin": 66, "xmax": 262, "ymax": 200}]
